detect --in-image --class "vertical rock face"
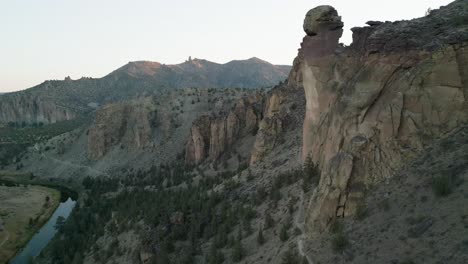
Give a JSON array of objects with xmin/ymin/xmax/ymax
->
[
  {"xmin": 185, "ymin": 95, "xmax": 263, "ymax": 165},
  {"xmin": 0, "ymin": 94, "xmax": 77, "ymax": 124},
  {"xmin": 185, "ymin": 115, "xmax": 211, "ymax": 165},
  {"xmin": 87, "ymin": 99, "xmax": 157, "ymax": 160},
  {"xmin": 291, "ymin": 2, "xmax": 468, "ymax": 233},
  {"xmin": 250, "ymin": 82, "xmax": 305, "ymax": 164}
]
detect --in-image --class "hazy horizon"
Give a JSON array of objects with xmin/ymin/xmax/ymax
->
[{"xmin": 1, "ymin": 0, "xmax": 452, "ymax": 93}]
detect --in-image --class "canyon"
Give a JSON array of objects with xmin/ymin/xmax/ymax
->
[{"xmin": 1, "ymin": 1, "xmax": 467, "ymax": 263}]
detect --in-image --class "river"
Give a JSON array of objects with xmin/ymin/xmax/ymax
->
[{"xmin": 9, "ymin": 197, "xmax": 76, "ymax": 264}]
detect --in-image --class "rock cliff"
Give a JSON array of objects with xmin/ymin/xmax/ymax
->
[
  {"xmin": 87, "ymin": 88, "xmax": 259, "ymax": 164},
  {"xmin": 250, "ymin": 82, "xmax": 305, "ymax": 164},
  {"xmin": 87, "ymin": 98, "xmax": 159, "ymax": 160},
  {"xmin": 185, "ymin": 94, "xmax": 264, "ymax": 165},
  {"xmin": 0, "ymin": 92, "xmax": 78, "ymax": 124},
  {"xmin": 0, "ymin": 58, "xmax": 290, "ymax": 125},
  {"xmin": 287, "ymin": 2, "xmax": 468, "ymax": 233}
]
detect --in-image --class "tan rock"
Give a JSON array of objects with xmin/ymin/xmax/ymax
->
[{"xmin": 294, "ymin": 6, "xmax": 468, "ymax": 233}]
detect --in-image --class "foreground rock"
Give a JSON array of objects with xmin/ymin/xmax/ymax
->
[{"xmin": 289, "ymin": 2, "xmax": 468, "ymax": 232}]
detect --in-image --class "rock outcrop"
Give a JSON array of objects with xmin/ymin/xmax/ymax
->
[
  {"xmin": 0, "ymin": 93, "xmax": 77, "ymax": 124},
  {"xmin": 250, "ymin": 82, "xmax": 305, "ymax": 164},
  {"xmin": 185, "ymin": 95, "xmax": 263, "ymax": 165},
  {"xmin": 87, "ymin": 98, "xmax": 158, "ymax": 160},
  {"xmin": 288, "ymin": 2, "xmax": 468, "ymax": 233}
]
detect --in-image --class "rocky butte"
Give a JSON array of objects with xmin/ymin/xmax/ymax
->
[{"xmin": 287, "ymin": 3, "xmax": 468, "ymax": 232}]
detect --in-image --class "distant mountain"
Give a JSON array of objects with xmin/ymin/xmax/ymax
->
[{"xmin": 0, "ymin": 58, "xmax": 291, "ymax": 124}]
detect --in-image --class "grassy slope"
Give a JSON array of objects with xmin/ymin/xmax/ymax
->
[{"xmin": 0, "ymin": 185, "xmax": 60, "ymax": 263}]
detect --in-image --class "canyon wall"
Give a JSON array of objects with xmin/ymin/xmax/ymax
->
[
  {"xmin": 0, "ymin": 94, "xmax": 77, "ymax": 124},
  {"xmin": 87, "ymin": 98, "xmax": 159, "ymax": 160},
  {"xmin": 290, "ymin": 2, "xmax": 468, "ymax": 233},
  {"xmin": 185, "ymin": 95, "xmax": 264, "ymax": 165}
]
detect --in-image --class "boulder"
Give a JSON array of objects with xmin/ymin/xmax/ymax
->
[{"xmin": 303, "ymin": 5, "xmax": 343, "ymax": 36}]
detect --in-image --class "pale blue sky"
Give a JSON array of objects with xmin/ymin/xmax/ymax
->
[{"xmin": 0, "ymin": 0, "xmax": 452, "ymax": 92}]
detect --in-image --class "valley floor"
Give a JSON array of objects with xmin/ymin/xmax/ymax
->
[{"xmin": 0, "ymin": 185, "xmax": 60, "ymax": 263}]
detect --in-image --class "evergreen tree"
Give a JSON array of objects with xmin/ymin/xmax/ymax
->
[
  {"xmin": 232, "ymin": 228, "xmax": 244, "ymax": 262},
  {"xmin": 281, "ymin": 246, "xmax": 301, "ymax": 264},
  {"xmin": 264, "ymin": 211, "xmax": 275, "ymax": 229},
  {"xmin": 257, "ymin": 227, "xmax": 265, "ymax": 245},
  {"xmin": 280, "ymin": 223, "xmax": 289, "ymax": 242},
  {"xmin": 302, "ymin": 154, "xmax": 319, "ymax": 192},
  {"xmin": 207, "ymin": 242, "xmax": 225, "ymax": 264}
]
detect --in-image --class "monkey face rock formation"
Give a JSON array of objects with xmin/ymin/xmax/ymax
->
[{"xmin": 294, "ymin": 2, "xmax": 468, "ymax": 233}]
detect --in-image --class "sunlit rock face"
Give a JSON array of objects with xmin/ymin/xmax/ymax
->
[{"xmin": 290, "ymin": 2, "xmax": 468, "ymax": 233}]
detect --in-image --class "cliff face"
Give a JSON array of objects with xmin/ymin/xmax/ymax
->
[
  {"xmin": 87, "ymin": 98, "xmax": 159, "ymax": 160},
  {"xmin": 185, "ymin": 95, "xmax": 264, "ymax": 165},
  {"xmin": 250, "ymin": 83, "xmax": 305, "ymax": 164},
  {"xmin": 289, "ymin": 2, "xmax": 468, "ymax": 233},
  {"xmin": 86, "ymin": 88, "xmax": 259, "ymax": 164},
  {"xmin": 0, "ymin": 93, "xmax": 77, "ymax": 124},
  {"xmin": 0, "ymin": 58, "xmax": 290, "ymax": 125}
]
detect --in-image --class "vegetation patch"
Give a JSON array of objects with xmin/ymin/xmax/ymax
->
[
  {"xmin": 331, "ymin": 232, "xmax": 349, "ymax": 253},
  {"xmin": 432, "ymin": 175, "xmax": 453, "ymax": 197}
]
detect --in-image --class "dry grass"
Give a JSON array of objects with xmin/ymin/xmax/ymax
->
[{"xmin": 0, "ymin": 185, "xmax": 60, "ymax": 263}]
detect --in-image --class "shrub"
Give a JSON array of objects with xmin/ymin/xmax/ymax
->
[
  {"xmin": 302, "ymin": 155, "xmax": 320, "ymax": 192},
  {"xmin": 279, "ymin": 223, "xmax": 289, "ymax": 242},
  {"xmin": 281, "ymin": 246, "xmax": 303, "ymax": 264},
  {"xmin": 331, "ymin": 233, "xmax": 349, "ymax": 253},
  {"xmin": 329, "ymin": 219, "xmax": 343, "ymax": 234},
  {"xmin": 231, "ymin": 240, "xmax": 244, "ymax": 262},
  {"xmin": 264, "ymin": 212, "xmax": 275, "ymax": 229},
  {"xmin": 354, "ymin": 203, "xmax": 368, "ymax": 220},
  {"xmin": 378, "ymin": 199, "xmax": 391, "ymax": 211},
  {"xmin": 432, "ymin": 175, "xmax": 451, "ymax": 197},
  {"xmin": 257, "ymin": 227, "xmax": 265, "ymax": 245}
]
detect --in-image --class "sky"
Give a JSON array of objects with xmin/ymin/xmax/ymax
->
[{"xmin": 0, "ymin": 0, "xmax": 453, "ymax": 92}]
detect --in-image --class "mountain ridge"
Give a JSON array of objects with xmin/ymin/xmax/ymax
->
[{"xmin": 0, "ymin": 58, "xmax": 290, "ymax": 125}]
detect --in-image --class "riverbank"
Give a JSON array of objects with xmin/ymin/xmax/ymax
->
[{"xmin": 0, "ymin": 185, "xmax": 60, "ymax": 263}]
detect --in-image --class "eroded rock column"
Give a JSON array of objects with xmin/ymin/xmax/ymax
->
[{"xmin": 300, "ymin": 6, "xmax": 343, "ymax": 161}]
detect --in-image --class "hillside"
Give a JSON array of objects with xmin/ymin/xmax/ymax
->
[{"xmin": 0, "ymin": 58, "xmax": 290, "ymax": 125}]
